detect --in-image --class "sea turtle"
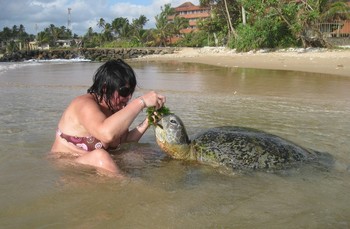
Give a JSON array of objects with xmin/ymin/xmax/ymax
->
[{"xmin": 154, "ymin": 114, "xmax": 325, "ymax": 172}]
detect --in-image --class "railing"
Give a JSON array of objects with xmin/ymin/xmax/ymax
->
[{"xmin": 318, "ymin": 20, "xmax": 350, "ymax": 38}]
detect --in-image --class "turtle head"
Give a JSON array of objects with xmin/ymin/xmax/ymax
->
[{"xmin": 154, "ymin": 114, "xmax": 191, "ymax": 160}]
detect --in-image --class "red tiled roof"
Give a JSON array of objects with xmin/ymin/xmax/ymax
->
[
  {"xmin": 177, "ymin": 2, "xmax": 195, "ymax": 8},
  {"xmin": 174, "ymin": 1, "xmax": 209, "ymax": 11},
  {"xmin": 168, "ymin": 1, "xmax": 211, "ymax": 39}
]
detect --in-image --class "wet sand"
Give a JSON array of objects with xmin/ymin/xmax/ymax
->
[{"xmin": 136, "ymin": 47, "xmax": 350, "ymax": 77}]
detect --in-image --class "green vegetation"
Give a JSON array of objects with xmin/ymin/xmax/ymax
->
[
  {"xmin": 146, "ymin": 106, "xmax": 172, "ymax": 127},
  {"xmin": 199, "ymin": 0, "xmax": 350, "ymax": 50},
  {"xmin": 1, "ymin": 0, "xmax": 349, "ymax": 54}
]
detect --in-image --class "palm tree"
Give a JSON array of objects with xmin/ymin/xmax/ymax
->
[
  {"xmin": 48, "ymin": 24, "xmax": 61, "ymax": 45},
  {"xmin": 102, "ymin": 23, "xmax": 113, "ymax": 42},
  {"xmin": 36, "ymin": 31, "xmax": 50, "ymax": 49},
  {"xmin": 320, "ymin": 0, "xmax": 350, "ymax": 21},
  {"xmin": 12, "ymin": 25, "xmax": 18, "ymax": 39},
  {"xmin": 130, "ymin": 15, "xmax": 149, "ymax": 45},
  {"xmin": 172, "ymin": 16, "xmax": 189, "ymax": 35},
  {"xmin": 111, "ymin": 17, "xmax": 130, "ymax": 38},
  {"xmin": 131, "ymin": 15, "xmax": 148, "ymax": 32},
  {"xmin": 85, "ymin": 27, "xmax": 94, "ymax": 39},
  {"xmin": 155, "ymin": 4, "xmax": 175, "ymax": 46},
  {"xmin": 97, "ymin": 18, "xmax": 106, "ymax": 30},
  {"xmin": 18, "ymin": 24, "xmax": 26, "ymax": 40},
  {"xmin": 96, "ymin": 18, "xmax": 106, "ymax": 46},
  {"xmin": 2, "ymin": 27, "xmax": 12, "ymax": 41}
]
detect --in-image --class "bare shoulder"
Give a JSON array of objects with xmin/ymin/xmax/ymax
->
[
  {"xmin": 63, "ymin": 94, "xmax": 102, "ymax": 121},
  {"xmin": 72, "ymin": 94, "xmax": 107, "ymax": 121},
  {"xmin": 73, "ymin": 93, "xmax": 95, "ymax": 103},
  {"xmin": 71, "ymin": 94, "xmax": 98, "ymax": 110},
  {"xmin": 59, "ymin": 94, "xmax": 105, "ymax": 132}
]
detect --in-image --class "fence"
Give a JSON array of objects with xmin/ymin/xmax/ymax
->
[{"xmin": 318, "ymin": 20, "xmax": 350, "ymax": 38}]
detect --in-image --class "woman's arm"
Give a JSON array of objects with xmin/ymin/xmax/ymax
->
[
  {"xmin": 78, "ymin": 91, "xmax": 165, "ymax": 145},
  {"xmin": 123, "ymin": 118, "xmax": 149, "ymax": 143},
  {"xmin": 78, "ymin": 97, "xmax": 144, "ymax": 143}
]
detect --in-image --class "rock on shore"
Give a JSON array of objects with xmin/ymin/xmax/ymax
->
[{"xmin": 0, "ymin": 47, "xmax": 175, "ymax": 62}]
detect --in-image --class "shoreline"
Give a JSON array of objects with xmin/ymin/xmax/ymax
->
[{"xmin": 135, "ymin": 47, "xmax": 350, "ymax": 77}]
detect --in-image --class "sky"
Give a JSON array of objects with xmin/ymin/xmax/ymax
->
[{"xmin": 0, "ymin": 0, "xmax": 199, "ymax": 36}]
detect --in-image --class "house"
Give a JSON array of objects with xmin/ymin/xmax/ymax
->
[
  {"xmin": 330, "ymin": 1, "xmax": 350, "ymax": 37},
  {"xmin": 55, "ymin": 39, "xmax": 73, "ymax": 48},
  {"xmin": 29, "ymin": 41, "xmax": 50, "ymax": 50},
  {"xmin": 331, "ymin": 20, "xmax": 350, "ymax": 37},
  {"xmin": 319, "ymin": 1, "xmax": 350, "ymax": 37},
  {"xmin": 167, "ymin": 2, "xmax": 211, "ymax": 42}
]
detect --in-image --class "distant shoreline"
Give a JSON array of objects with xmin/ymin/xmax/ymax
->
[
  {"xmin": 135, "ymin": 47, "xmax": 350, "ymax": 77},
  {"xmin": 0, "ymin": 47, "xmax": 175, "ymax": 62},
  {"xmin": 1, "ymin": 47, "xmax": 349, "ymax": 77}
]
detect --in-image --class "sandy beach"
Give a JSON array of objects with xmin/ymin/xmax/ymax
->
[{"xmin": 136, "ymin": 47, "xmax": 350, "ymax": 77}]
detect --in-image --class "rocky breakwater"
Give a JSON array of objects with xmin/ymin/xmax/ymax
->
[{"xmin": 0, "ymin": 47, "xmax": 175, "ymax": 62}]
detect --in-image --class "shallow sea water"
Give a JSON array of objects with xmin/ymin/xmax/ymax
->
[{"xmin": 0, "ymin": 59, "xmax": 349, "ymax": 228}]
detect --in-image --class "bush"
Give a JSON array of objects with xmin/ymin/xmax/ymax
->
[
  {"xmin": 231, "ymin": 18, "xmax": 299, "ymax": 51},
  {"xmin": 175, "ymin": 31, "xmax": 208, "ymax": 47}
]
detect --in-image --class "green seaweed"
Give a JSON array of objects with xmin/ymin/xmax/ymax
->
[{"xmin": 146, "ymin": 106, "xmax": 172, "ymax": 127}]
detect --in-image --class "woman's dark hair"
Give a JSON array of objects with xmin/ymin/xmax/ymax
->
[{"xmin": 87, "ymin": 59, "xmax": 137, "ymax": 111}]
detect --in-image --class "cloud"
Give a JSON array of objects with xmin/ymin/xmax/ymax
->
[{"xmin": 0, "ymin": 0, "xmax": 199, "ymax": 36}]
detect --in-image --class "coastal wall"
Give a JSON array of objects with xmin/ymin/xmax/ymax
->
[
  {"xmin": 326, "ymin": 37, "xmax": 350, "ymax": 47},
  {"xmin": 0, "ymin": 47, "xmax": 175, "ymax": 62}
]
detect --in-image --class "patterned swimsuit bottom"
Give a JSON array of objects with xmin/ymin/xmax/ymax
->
[{"xmin": 57, "ymin": 129, "xmax": 104, "ymax": 151}]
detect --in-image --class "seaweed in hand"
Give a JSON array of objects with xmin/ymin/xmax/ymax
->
[{"xmin": 146, "ymin": 106, "xmax": 172, "ymax": 127}]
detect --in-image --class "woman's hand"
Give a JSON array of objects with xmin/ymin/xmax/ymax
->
[{"xmin": 141, "ymin": 91, "xmax": 166, "ymax": 110}]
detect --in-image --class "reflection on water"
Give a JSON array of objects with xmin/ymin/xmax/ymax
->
[{"xmin": 0, "ymin": 60, "xmax": 349, "ymax": 228}]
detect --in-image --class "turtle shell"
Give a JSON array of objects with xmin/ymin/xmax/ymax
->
[{"xmin": 191, "ymin": 126, "xmax": 318, "ymax": 171}]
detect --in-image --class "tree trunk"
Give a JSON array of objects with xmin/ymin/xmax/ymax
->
[
  {"xmin": 213, "ymin": 32, "xmax": 218, "ymax": 46},
  {"xmin": 223, "ymin": 0, "xmax": 238, "ymax": 38}
]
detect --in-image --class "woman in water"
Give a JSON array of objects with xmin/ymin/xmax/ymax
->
[{"xmin": 51, "ymin": 59, "xmax": 166, "ymax": 177}]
